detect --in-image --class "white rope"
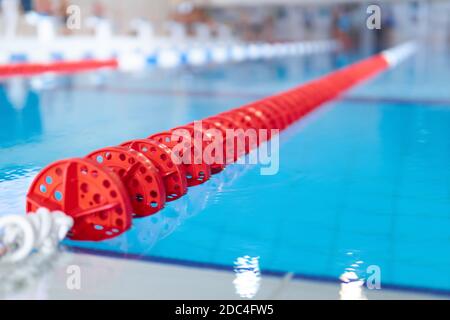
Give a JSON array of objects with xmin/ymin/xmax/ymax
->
[
  {"xmin": 0, "ymin": 207, "xmax": 73, "ymax": 264},
  {"xmin": 381, "ymin": 41, "xmax": 417, "ymax": 67}
]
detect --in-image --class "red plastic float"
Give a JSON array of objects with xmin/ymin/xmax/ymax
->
[
  {"xmin": 232, "ymin": 108, "xmax": 272, "ymax": 143},
  {"xmin": 239, "ymin": 106, "xmax": 272, "ymax": 130},
  {"xmin": 205, "ymin": 115, "xmax": 246, "ymax": 161},
  {"xmin": 26, "ymin": 158, "xmax": 132, "ymax": 240},
  {"xmin": 148, "ymin": 131, "xmax": 211, "ymax": 186},
  {"xmin": 86, "ymin": 147, "xmax": 166, "ymax": 217},
  {"xmin": 171, "ymin": 124, "xmax": 225, "ymax": 174},
  {"xmin": 198, "ymin": 119, "xmax": 235, "ymax": 165},
  {"xmin": 120, "ymin": 139, "xmax": 188, "ymax": 201},
  {"xmin": 243, "ymin": 103, "xmax": 279, "ymax": 130}
]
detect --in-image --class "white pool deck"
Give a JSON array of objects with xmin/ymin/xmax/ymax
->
[{"xmin": 1, "ymin": 250, "xmax": 446, "ymax": 300}]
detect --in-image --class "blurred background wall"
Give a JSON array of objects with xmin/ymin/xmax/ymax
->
[{"xmin": 1, "ymin": 0, "xmax": 449, "ymax": 49}]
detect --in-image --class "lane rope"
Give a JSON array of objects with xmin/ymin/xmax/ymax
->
[
  {"xmin": 0, "ymin": 208, "xmax": 73, "ymax": 263},
  {"xmin": 0, "ymin": 42, "xmax": 417, "ymax": 263},
  {"xmin": 0, "ymin": 59, "xmax": 118, "ymax": 78}
]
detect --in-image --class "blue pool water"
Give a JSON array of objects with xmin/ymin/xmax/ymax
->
[{"xmin": 0, "ymin": 49, "xmax": 449, "ymax": 294}]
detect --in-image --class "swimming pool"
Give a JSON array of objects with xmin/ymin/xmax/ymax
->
[{"xmin": 1, "ymin": 48, "xmax": 449, "ymax": 295}]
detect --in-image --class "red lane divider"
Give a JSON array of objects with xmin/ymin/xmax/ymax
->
[
  {"xmin": 85, "ymin": 147, "xmax": 166, "ymax": 218},
  {"xmin": 120, "ymin": 139, "xmax": 188, "ymax": 202},
  {"xmin": 0, "ymin": 59, "xmax": 118, "ymax": 78},
  {"xmin": 26, "ymin": 158, "xmax": 132, "ymax": 241},
  {"xmin": 26, "ymin": 53, "xmax": 390, "ymax": 241}
]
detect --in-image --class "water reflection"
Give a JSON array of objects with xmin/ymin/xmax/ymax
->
[
  {"xmin": 339, "ymin": 271, "xmax": 367, "ymax": 300},
  {"xmin": 67, "ymin": 162, "xmax": 253, "ymax": 255},
  {"xmin": 0, "ymin": 237, "xmax": 72, "ymax": 299},
  {"xmin": 339, "ymin": 253, "xmax": 367, "ymax": 300},
  {"xmin": 233, "ymin": 255, "xmax": 261, "ymax": 299},
  {"xmin": 0, "ymin": 79, "xmax": 43, "ymax": 147},
  {"xmin": 132, "ymin": 163, "xmax": 253, "ymax": 250}
]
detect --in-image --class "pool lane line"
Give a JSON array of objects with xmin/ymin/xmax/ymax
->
[
  {"xmin": 2, "ymin": 40, "xmax": 339, "ymax": 72},
  {"xmin": 22, "ymin": 42, "xmax": 449, "ymax": 296},
  {"xmin": 25, "ymin": 45, "xmax": 417, "ymax": 239},
  {"xmin": 25, "ymin": 42, "xmax": 417, "ymax": 241},
  {"xmin": 0, "ymin": 59, "xmax": 118, "ymax": 78},
  {"xmin": 67, "ymin": 245, "xmax": 450, "ymax": 298}
]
